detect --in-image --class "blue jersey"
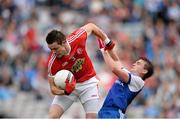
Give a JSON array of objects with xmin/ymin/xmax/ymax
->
[{"xmin": 98, "ymin": 68, "xmax": 144, "ymax": 118}]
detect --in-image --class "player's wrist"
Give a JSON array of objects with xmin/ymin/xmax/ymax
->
[
  {"xmin": 100, "ymin": 48, "xmax": 105, "ymax": 52},
  {"xmin": 64, "ymin": 90, "xmax": 70, "ymax": 95},
  {"xmin": 104, "ymin": 40, "xmax": 115, "ymax": 51},
  {"xmin": 104, "ymin": 37, "xmax": 111, "ymax": 45}
]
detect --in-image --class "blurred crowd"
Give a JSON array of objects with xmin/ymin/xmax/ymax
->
[{"xmin": 0, "ymin": 0, "xmax": 179, "ymax": 118}]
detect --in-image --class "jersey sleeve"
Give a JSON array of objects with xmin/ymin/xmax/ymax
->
[
  {"xmin": 128, "ymin": 74, "xmax": 144, "ymax": 92},
  {"xmin": 47, "ymin": 52, "xmax": 56, "ymax": 77},
  {"xmin": 67, "ymin": 28, "xmax": 87, "ymax": 47}
]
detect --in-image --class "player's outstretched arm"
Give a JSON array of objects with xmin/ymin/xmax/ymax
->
[
  {"xmin": 82, "ymin": 23, "xmax": 115, "ymax": 50},
  {"xmin": 101, "ymin": 50, "xmax": 129, "ymax": 83},
  {"xmin": 81, "ymin": 23, "xmax": 107, "ymax": 39},
  {"xmin": 106, "ymin": 46, "xmax": 119, "ymax": 61}
]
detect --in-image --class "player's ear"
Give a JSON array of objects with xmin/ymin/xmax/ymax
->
[{"xmin": 142, "ymin": 69, "xmax": 148, "ymax": 75}]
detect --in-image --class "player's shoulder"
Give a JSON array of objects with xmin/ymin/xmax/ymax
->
[
  {"xmin": 73, "ymin": 28, "xmax": 85, "ymax": 35},
  {"xmin": 122, "ymin": 67, "xmax": 143, "ymax": 82},
  {"xmin": 67, "ymin": 28, "xmax": 86, "ymax": 43},
  {"xmin": 48, "ymin": 52, "xmax": 55, "ymax": 61},
  {"xmin": 128, "ymin": 72, "xmax": 144, "ymax": 91},
  {"xmin": 130, "ymin": 72, "xmax": 144, "ymax": 83}
]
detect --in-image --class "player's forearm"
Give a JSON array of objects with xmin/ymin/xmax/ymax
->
[
  {"xmin": 102, "ymin": 50, "xmax": 124, "ymax": 72},
  {"xmin": 102, "ymin": 50, "xmax": 117, "ymax": 70},
  {"xmin": 102, "ymin": 50, "xmax": 129, "ymax": 81},
  {"xmin": 107, "ymin": 48, "xmax": 119, "ymax": 61},
  {"xmin": 83, "ymin": 23, "xmax": 107, "ymax": 40},
  {"xmin": 48, "ymin": 79, "xmax": 65, "ymax": 95},
  {"xmin": 92, "ymin": 28, "xmax": 107, "ymax": 41},
  {"xmin": 51, "ymin": 86, "xmax": 65, "ymax": 95}
]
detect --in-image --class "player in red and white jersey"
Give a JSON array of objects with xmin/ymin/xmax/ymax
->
[{"xmin": 46, "ymin": 23, "xmax": 115, "ymax": 118}]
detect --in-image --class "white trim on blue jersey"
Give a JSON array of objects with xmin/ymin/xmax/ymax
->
[
  {"xmin": 128, "ymin": 74, "xmax": 144, "ymax": 92},
  {"xmin": 121, "ymin": 67, "xmax": 144, "ymax": 92}
]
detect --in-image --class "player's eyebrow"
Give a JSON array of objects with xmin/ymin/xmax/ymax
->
[{"xmin": 136, "ymin": 61, "xmax": 141, "ymax": 64}]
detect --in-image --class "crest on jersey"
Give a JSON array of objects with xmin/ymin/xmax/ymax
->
[{"xmin": 71, "ymin": 58, "xmax": 85, "ymax": 73}]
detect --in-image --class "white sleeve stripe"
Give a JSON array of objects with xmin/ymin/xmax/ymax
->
[
  {"xmin": 48, "ymin": 53, "xmax": 56, "ymax": 76},
  {"xmin": 48, "ymin": 53, "xmax": 54, "ymax": 70},
  {"xmin": 68, "ymin": 29, "xmax": 83, "ymax": 42},
  {"xmin": 68, "ymin": 29, "xmax": 85, "ymax": 43},
  {"xmin": 67, "ymin": 29, "xmax": 81, "ymax": 42}
]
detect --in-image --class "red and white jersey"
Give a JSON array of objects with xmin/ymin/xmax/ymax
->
[{"xmin": 48, "ymin": 28, "xmax": 96, "ymax": 83}]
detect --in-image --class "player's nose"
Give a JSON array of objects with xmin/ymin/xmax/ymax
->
[{"xmin": 132, "ymin": 63, "xmax": 135, "ymax": 66}]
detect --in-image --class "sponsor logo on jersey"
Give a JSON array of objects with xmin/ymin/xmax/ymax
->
[{"xmin": 71, "ymin": 58, "xmax": 85, "ymax": 73}]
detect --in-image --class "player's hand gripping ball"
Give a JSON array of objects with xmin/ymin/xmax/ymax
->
[{"xmin": 54, "ymin": 70, "xmax": 76, "ymax": 95}]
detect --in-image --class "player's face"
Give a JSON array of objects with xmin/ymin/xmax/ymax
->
[
  {"xmin": 131, "ymin": 59, "xmax": 146, "ymax": 75},
  {"xmin": 48, "ymin": 41, "xmax": 71, "ymax": 58}
]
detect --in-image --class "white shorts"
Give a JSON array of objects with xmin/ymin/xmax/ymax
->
[{"xmin": 52, "ymin": 76, "xmax": 99, "ymax": 113}]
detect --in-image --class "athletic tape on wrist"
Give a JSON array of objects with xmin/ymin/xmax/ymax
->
[{"xmin": 105, "ymin": 37, "xmax": 111, "ymax": 45}]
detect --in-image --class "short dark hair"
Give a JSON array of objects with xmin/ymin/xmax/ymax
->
[
  {"xmin": 46, "ymin": 30, "xmax": 66, "ymax": 45},
  {"xmin": 140, "ymin": 57, "xmax": 154, "ymax": 80}
]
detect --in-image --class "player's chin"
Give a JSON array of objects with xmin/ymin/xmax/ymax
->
[
  {"xmin": 56, "ymin": 55, "xmax": 61, "ymax": 58},
  {"xmin": 57, "ymin": 53, "xmax": 68, "ymax": 58},
  {"xmin": 56, "ymin": 54, "xmax": 63, "ymax": 58},
  {"xmin": 130, "ymin": 68, "xmax": 135, "ymax": 72},
  {"xmin": 66, "ymin": 50, "xmax": 70, "ymax": 55}
]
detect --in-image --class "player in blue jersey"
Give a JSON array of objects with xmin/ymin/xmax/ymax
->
[{"xmin": 97, "ymin": 38, "xmax": 154, "ymax": 118}]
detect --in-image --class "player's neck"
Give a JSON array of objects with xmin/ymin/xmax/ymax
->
[{"xmin": 130, "ymin": 70, "xmax": 138, "ymax": 76}]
